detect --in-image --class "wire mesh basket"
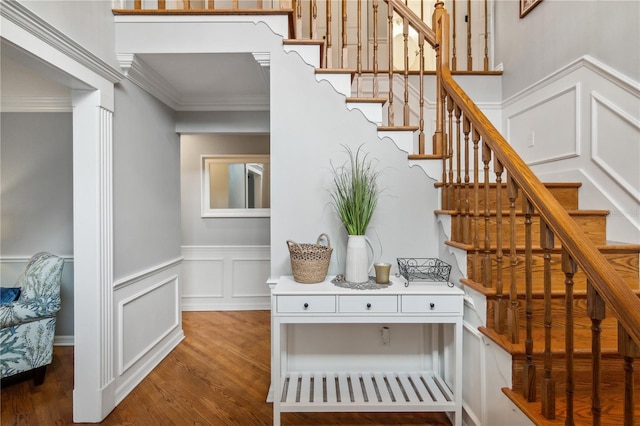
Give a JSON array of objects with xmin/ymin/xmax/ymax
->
[{"xmin": 396, "ymin": 258, "xmax": 451, "ymax": 287}]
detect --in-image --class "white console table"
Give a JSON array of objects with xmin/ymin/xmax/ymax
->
[{"xmin": 271, "ymin": 275, "xmax": 464, "ymax": 426}]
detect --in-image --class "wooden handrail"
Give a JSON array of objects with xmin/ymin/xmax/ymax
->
[{"xmin": 387, "ymin": 0, "xmax": 640, "ymax": 347}]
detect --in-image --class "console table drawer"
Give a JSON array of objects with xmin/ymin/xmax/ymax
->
[
  {"xmin": 277, "ymin": 295, "xmax": 336, "ymax": 313},
  {"xmin": 401, "ymin": 295, "xmax": 462, "ymax": 314},
  {"xmin": 339, "ymin": 295, "xmax": 398, "ymax": 313}
]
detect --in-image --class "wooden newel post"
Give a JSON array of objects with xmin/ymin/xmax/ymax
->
[{"xmin": 618, "ymin": 323, "xmax": 639, "ymax": 426}]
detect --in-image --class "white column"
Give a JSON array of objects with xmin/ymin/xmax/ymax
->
[{"xmin": 72, "ymin": 89, "xmax": 115, "ymax": 422}]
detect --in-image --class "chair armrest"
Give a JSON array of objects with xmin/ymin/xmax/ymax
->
[{"xmin": 0, "ymin": 297, "xmax": 60, "ymax": 328}]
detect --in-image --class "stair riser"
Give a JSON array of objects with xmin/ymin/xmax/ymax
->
[
  {"xmin": 443, "ymin": 184, "xmax": 579, "ymax": 212},
  {"xmin": 452, "ymin": 214, "xmax": 608, "ymax": 247},
  {"xmin": 469, "ymin": 251, "xmax": 639, "ymax": 292}
]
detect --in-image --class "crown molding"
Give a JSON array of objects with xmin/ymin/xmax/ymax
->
[
  {"xmin": 118, "ymin": 53, "xmax": 270, "ymax": 111},
  {"xmin": 0, "ymin": 0, "xmax": 124, "ymax": 84},
  {"xmin": 1, "ymin": 96, "xmax": 72, "ymax": 112},
  {"xmin": 117, "ymin": 53, "xmax": 181, "ymax": 109}
]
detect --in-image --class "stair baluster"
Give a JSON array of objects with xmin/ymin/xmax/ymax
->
[
  {"xmin": 356, "ymin": 0, "xmax": 362, "ymax": 96},
  {"xmin": 463, "ymin": 117, "xmax": 471, "ymax": 245},
  {"xmin": 587, "ymin": 280, "xmax": 606, "ymax": 426},
  {"xmin": 311, "ymin": 0, "xmax": 318, "ymax": 39},
  {"xmin": 507, "ymin": 176, "xmax": 519, "ymax": 344},
  {"xmin": 540, "ymin": 220, "xmax": 556, "ymax": 419},
  {"xmin": 523, "ymin": 197, "xmax": 535, "ymax": 401},
  {"xmin": 482, "ymin": 141, "xmax": 492, "ymax": 287},
  {"xmin": 494, "ymin": 159, "xmax": 506, "ymax": 334},
  {"xmin": 325, "ymin": 0, "xmax": 332, "ymax": 68},
  {"xmin": 618, "ymin": 323, "xmax": 639, "ymax": 426},
  {"xmin": 418, "ymin": 33, "xmax": 426, "ymax": 154},
  {"xmin": 295, "ymin": 0, "xmax": 302, "ymax": 38},
  {"xmin": 562, "ymin": 248, "xmax": 578, "ymax": 424},
  {"xmin": 446, "ymin": 96, "xmax": 455, "ymax": 211},
  {"xmin": 341, "ymin": 0, "xmax": 348, "ymax": 67},
  {"xmin": 372, "ymin": 0, "xmax": 379, "ymax": 98},
  {"xmin": 387, "ymin": 1, "xmax": 395, "ymax": 126},
  {"xmin": 403, "ymin": 18, "xmax": 410, "ymax": 126},
  {"xmin": 454, "ymin": 105, "xmax": 463, "ymax": 242},
  {"xmin": 472, "ymin": 128, "xmax": 481, "ymax": 282}
]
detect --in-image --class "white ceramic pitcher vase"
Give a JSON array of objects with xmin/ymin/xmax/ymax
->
[{"xmin": 345, "ymin": 235, "xmax": 374, "ymax": 283}]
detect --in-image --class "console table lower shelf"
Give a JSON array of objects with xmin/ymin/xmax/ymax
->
[
  {"xmin": 279, "ymin": 370, "xmax": 455, "ymax": 412},
  {"xmin": 270, "ymin": 275, "xmax": 464, "ymax": 425}
]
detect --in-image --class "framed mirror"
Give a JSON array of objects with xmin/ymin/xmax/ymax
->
[{"xmin": 201, "ymin": 155, "xmax": 270, "ymax": 218}]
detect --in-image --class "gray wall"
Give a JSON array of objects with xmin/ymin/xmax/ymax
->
[
  {"xmin": 113, "ymin": 80, "xmax": 182, "ymax": 280},
  {"xmin": 495, "ymin": 0, "xmax": 640, "ymax": 98},
  {"xmin": 19, "ymin": 0, "xmax": 120, "ymax": 70},
  {"xmin": 0, "ymin": 112, "xmax": 74, "ymax": 336},
  {"xmin": 180, "ymin": 134, "xmax": 270, "ymax": 246}
]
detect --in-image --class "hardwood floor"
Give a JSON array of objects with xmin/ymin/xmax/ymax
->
[{"xmin": 1, "ymin": 311, "xmax": 451, "ymax": 425}]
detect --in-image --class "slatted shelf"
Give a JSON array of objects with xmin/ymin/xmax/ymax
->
[{"xmin": 279, "ymin": 371, "xmax": 455, "ymax": 412}]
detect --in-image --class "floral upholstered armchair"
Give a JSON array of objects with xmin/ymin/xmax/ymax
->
[{"xmin": 0, "ymin": 252, "xmax": 63, "ymax": 385}]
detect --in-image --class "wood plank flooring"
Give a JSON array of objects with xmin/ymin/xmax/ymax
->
[{"xmin": 1, "ymin": 311, "xmax": 451, "ymax": 425}]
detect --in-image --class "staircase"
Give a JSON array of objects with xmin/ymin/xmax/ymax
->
[
  {"xmin": 258, "ymin": 6, "xmax": 640, "ymax": 425},
  {"xmin": 285, "ymin": 30, "xmax": 640, "ymax": 426},
  {"xmin": 437, "ymin": 182, "xmax": 640, "ymax": 424}
]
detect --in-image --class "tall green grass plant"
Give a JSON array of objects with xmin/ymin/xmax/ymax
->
[{"xmin": 330, "ymin": 145, "xmax": 381, "ymax": 236}]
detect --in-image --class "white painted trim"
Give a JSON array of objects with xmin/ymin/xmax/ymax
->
[
  {"xmin": 230, "ymin": 258, "xmax": 271, "ymax": 298},
  {"xmin": 182, "ymin": 245, "xmax": 271, "ymax": 254},
  {"xmin": 181, "ymin": 299, "xmax": 271, "ymax": 311},
  {"xmin": 0, "ymin": 1, "xmax": 123, "ymax": 83},
  {"xmin": 590, "ymin": 91, "xmax": 640, "ymax": 202},
  {"xmin": 463, "ymin": 321, "xmax": 487, "ymax": 426},
  {"xmin": 0, "ymin": 255, "xmax": 74, "ymax": 262},
  {"xmin": 114, "ymin": 328, "xmax": 184, "ymax": 405},
  {"xmin": 505, "ymin": 83, "xmax": 581, "ymax": 166},
  {"xmin": 1, "ymin": 96, "xmax": 72, "ymax": 112},
  {"xmin": 503, "ymin": 55, "xmax": 640, "ymax": 108},
  {"xmin": 117, "ymin": 274, "xmax": 181, "ymax": 375},
  {"xmin": 54, "ymin": 335, "xmax": 74, "ymax": 346},
  {"xmin": 113, "ymin": 257, "xmax": 183, "ymax": 290}
]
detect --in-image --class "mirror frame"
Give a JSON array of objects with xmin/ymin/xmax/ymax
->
[{"xmin": 201, "ymin": 154, "xmax": 270, "ymax": 218}]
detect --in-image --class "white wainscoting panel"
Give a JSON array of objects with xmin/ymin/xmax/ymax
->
[
  {"xmin": 181, "ymin": 245, "xmax": 270, "ymax": 311},
  {"xmin": 502, "ymin": 55, "xmax": 640, "ymax": 243},
  {"xmin": 506, "ymin": 84, "xmax": 580, "ymax": 165},
  {"xmin": 118, "ymin": 275, "xmax": 180, "ymax": 374},
  {"xmin": 113, "ymin": 259, "xmax": 184, "ymax": 404},
  {"xmin": 591, "ymin": 92, "xmax": 640, "ymax": 201}
]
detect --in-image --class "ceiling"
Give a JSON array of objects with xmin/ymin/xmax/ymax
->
[{"xmin": 1, "ymin": 43, "xmax": 270, "ymax": 112}]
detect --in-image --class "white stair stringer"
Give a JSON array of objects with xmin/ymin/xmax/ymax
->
[
  {"xmin": 315, "ymin": 73, "xmax": 353, "ymax": 97},
  {"xmin": 283, "ymin": 43, "xmax": 322, "ymax": 69},
  {"xmin": 408, "ymin": 158, "xmax": 442, "ymax": 182},
  {"xmin": 377, "ymin": 130, "xmax": 414, "ymax": 154},
  {"xmin": 346, "ymin": 100, "xmax": 383, "ymax": 125}
]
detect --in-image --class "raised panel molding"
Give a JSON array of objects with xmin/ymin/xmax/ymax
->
[
  {"xmin": 118, "ymin": 274, "xmax": 180, "ymax": 375},
  {"xmin": 591, "ymin": 92, "xmax": 640, "ymax": 201},
  {"xmin": 182, "ymin": 245, "xmax": 271, "ymax": 310},
  {"xmin": 506, "ymin": 84, "xmax": 580, "ymax": 165}
]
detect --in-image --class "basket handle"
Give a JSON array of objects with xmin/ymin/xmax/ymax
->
[
  {"xmin": 316, "ymin": 233, "xmax": 331, "ymax": 248},
  {"xmin": 286, "ymin": 240, "xmax": 301, "ymax": 251}
]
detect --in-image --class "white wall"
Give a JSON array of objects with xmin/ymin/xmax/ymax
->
[
  {"xmin": 112, "ymin": 79, "xmax": 184, "ymax": 404},
  {"xmin": 19, "ymin": 0, "xmax": 120, "ymax": 71},
  {"xmin": 495, "ymin": 0, "xmax": 640, "ymax": 243},
  {"xmin": 180, "ymin": 133, "xmax": 271, "ymax": 310},
  {"xmin": 495, "ymin": 0, "xmax": 639, "ymax": 99},
  {"xmin": 0, "ymin": 112, "xmax": 74, "ymax": 339}
]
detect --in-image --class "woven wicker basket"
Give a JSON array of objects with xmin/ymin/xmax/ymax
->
[{"xmin": 287, "ymin": 233, "xmax": 333, "ymax": 284}]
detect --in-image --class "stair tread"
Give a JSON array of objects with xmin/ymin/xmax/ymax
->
[
  {"xmin": 377, "ymin": 125, "xmax": 420, "ymax": 132},
  {"xmin": 435, "ymin": 208, "xmax": 610, "ymax": 216},
  {"xmin": 447, "ymin": 241, "xmax": 640, "ymax": 253},
  {"xmin": 345, "ymin": 97, "xmax": 387, "ymax": 103},
  {"xmin": 435, "ymin": 181, "xmax": 583, "ymax": 188},
  {"xmin": 409, "ymin": 153, "xmax": 444, "ymax": 160},
  {"xmin": 283, "ymin": 38, "xmax": 324, "ymax": 45},
  {"xmin": 315, "ymin": 68, "xmax": 357, "ymax": 74}
]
